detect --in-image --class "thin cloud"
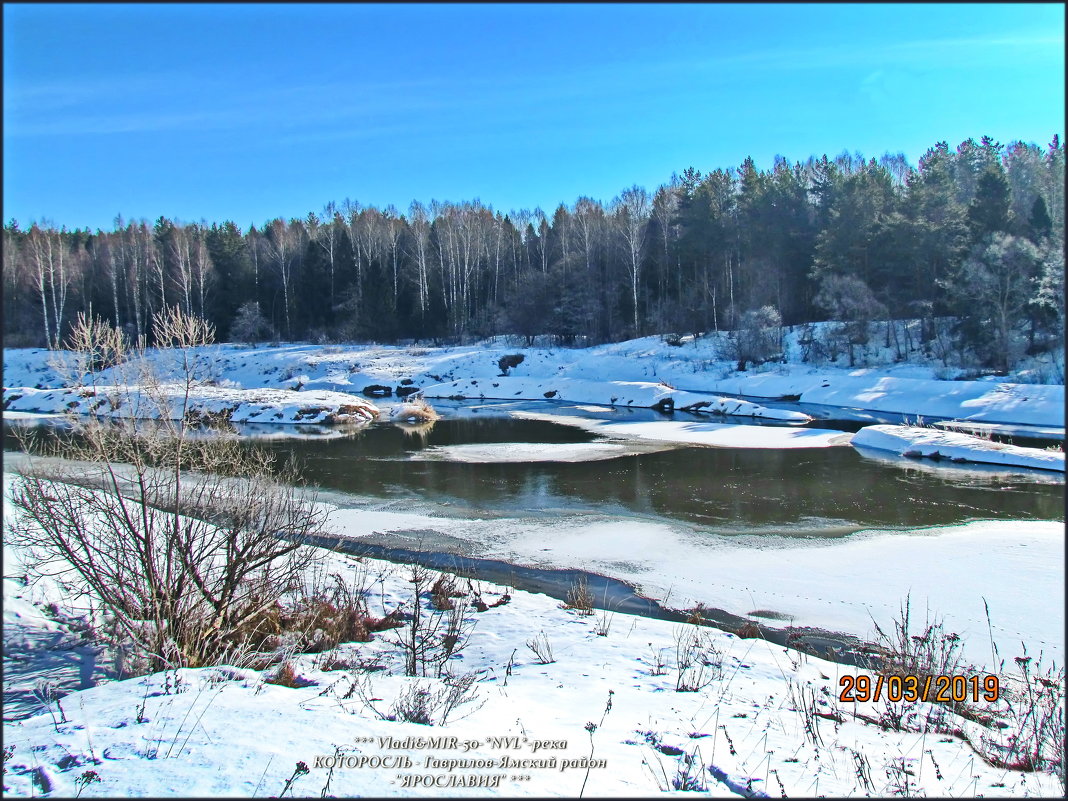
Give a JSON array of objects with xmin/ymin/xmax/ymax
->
[
  {"xmin": 631, "ymin": 29, "xmax": 1064, "ymax": 80},
  {"xmin": 4, "ymin": 74, "xmax": 457, "ymax": 138}
]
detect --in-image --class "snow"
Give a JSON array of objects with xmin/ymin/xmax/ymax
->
[
  {"xmin": 409, "ymin": 442, "xmax": 647, "ymax": 463},
  {"xmin": 317, "ymin": 500, "xmax": 1063, "ymax": 672},
  {"xmin": 3, "ymin": 465, "xmax": 1063, "ymax": 797},
  {"xmin": 7, "ymin": 324, "xmax": 1060, "ymax": 432},
  {"xmin": 799, "ymin": 375, "xmax": 1064, "ymax": 428},
  {"xmin": 933, "ymin": 419, "xmax": 1067, "ymax": 440},
  {"xmin": 3, "ymin": 384, "xmax": 378, "ymax": 426},
  {"xmin": 7, "ymin": 609, "xmax": 1060, "ymax": 797},
  {"xmin": 853, "ymin": 425, "xmax": 1065, "ymax": 473},
  {"xmin": 511, "ymin": 412, "xmax": 854, "ymax": 449},
  {"xmin": 3, "ymin": 330, "xmax": 1064, "ymax": 797}
]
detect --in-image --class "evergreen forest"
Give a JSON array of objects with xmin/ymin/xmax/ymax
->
[{"xmin": 4, "ymin": 135, "xmax": 1064, "ymax": 373}]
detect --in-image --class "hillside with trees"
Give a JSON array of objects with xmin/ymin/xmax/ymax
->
[{"xmin": 4, "ymin": 135, "xmax": 1063, "ymax": 374}]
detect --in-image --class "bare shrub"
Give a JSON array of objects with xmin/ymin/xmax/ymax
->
[
  {"xmin": 394, "ymin": 567, "xmax": 477, "ymax": 678},
  {"xmin": 430, "ymin": 573, "xmax": 461, "ymax": 610},
  {"xmin": 673, "ymin": 625, "xmax": 722, "ymax": 692},
  {"xmin": 231, "ymin": 301, "xmax": 274, "ymax": 345},
  {"xmin": 594, "ymin": 608, "xmax": 614, "ymax": 637},
  {"xmin": 356, "ymin": 673, "xmax": 484, "ymax": 726},
  {"xmin": 526, "ymin": 631, "xmax": 555, "ymax": 664},
  {"xmin": 979, "ymin": 653, "xmax": 1066, "ymax": 777},
  {"xmin": 6, "ymin": 308, "xmax": 330, "ymax": 672},
  {"xmin": 724, "ymin": 306, "xmax": 783, "ymax": 370},
  {"xmin": 870, "ymin": 598, "xmax": 1064, "ymax": 785},
  {"xmin": 814, "ymin": 274, "xmax": 887, "ymax": 368},
  {"xmin": 788, "ymin": 680, "xmax": 842, "ymax": 747},
  {"xmin": 565, "ymin": 575, "xmax": 594, "ymax": 616},
  {"xmin": 391, "ymin": 397, "xmax": 439, "ymax": 423},
  {"xmin": 735, "ymin": 622, "xmax": 762, "ymax": 639},
  {"xmin": 265, "ymin": 662, "xmax": 314, "ymax": 689},
  {"xmin": 671, "ymin": 748, "xmax": 708, "ymax": 792},
  {"xmin": 868, "ymin": 595, "xmax": 966, "ymax": 693},
  {"xmin": 646, "ymin": 643, "xmax": 668, "ymax": 676},
  {"xmin": 49, "ymin": 311, "xmax": 129, "ymax": 383}
]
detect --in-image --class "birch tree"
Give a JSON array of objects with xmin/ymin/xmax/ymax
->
[
  {"xmin": 314, "ymin": 201, "xmax": 342, "ymax": 309},
  {"xmin": 264, "ymin": 218, "xmax": 296, "ymax": 338},
  {"xmin": 27, "ymin": 223, "xmax": 72, "ymax": 347},
  {"xmin": 612, "ymin": 186, "xmax": 651, "ymax": 335},
  {"xmin": 407, "ymin": 201, "xmax": 433, "ymax": 316}
]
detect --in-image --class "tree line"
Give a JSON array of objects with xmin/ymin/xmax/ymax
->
[{"xmin": 3, "ymin": 135, "xmax": 1063, "ymax": 372}]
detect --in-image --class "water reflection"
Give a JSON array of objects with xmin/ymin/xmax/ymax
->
[
  {"xmin": 272, "ymin": 416, "xmax": 1063, "ymax": 533},
  {"xmin": 5, "ymin": 407, "xmax": 1062, "ymax": 537}
]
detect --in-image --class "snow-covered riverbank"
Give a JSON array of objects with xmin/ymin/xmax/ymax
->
[
  {"xmin": 4, "ymin": 329, "xmax": 1063, "ymax": 433},
  {"xmin": 3, "ymin": 333, "xmax": 1064, "ymax": 797},
  {"xmin": 3, "ymin": 468, "xmax": 1063, "ymax": 797},
  {"xmin": 2, "ymin": 384, "xmax": 379, "ymax": 427}
]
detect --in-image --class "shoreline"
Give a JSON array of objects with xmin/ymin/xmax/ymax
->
[{"xmin": 303, "ymin": 531, "xmax": 881, "ymax": 670}]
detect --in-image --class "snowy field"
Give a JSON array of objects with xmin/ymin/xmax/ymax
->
[{"xmin": 3, "ymin": 472, "xmax": 1063, "ymax": 798}]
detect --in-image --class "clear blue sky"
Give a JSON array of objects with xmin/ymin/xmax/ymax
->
[{"xmin": 3, "ymin": 3, "xmax": 1064, "ymax": 231}]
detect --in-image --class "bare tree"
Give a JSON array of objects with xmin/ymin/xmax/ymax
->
[
  {"xmin": 341, "ymin": 198, "xmax": 364, "ymax": 316},
  {"xmin": 533, "ymin": 207, "xmax": 550, "ymax": 274},
  {"xmin": 433, "ymin": 201, "xmax": 491, "ymax": 335},
  {"xmin": 191, "ymin": 223, "xmax": 213, "ymax": 321},
  {"xmin": 168, "ymin": 222, "xmax": 195, "ymax": 317},
  {"xmin": 27, "ymin": 223, "xmax": 85, "ymax": 348},
  {"xmin": 383, "ymin": 205, "xmax": 403, "ymax": 312}
]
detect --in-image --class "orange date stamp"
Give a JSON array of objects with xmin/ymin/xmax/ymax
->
[{"xmin": 838, "ymin": 674, "xmax": 999, "ymax": 703}]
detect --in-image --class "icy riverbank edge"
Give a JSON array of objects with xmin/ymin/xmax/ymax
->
[
  {"xmin": 853, "ymin": 424, "xmax": 1065, "ymax": 472},
  {"xmin": 2, "ymin": 384, "xmax": 379, "ymax": 427},
  {"xmin": 4, "ymin": 331, "xmax": 1064, "ymax": 432}
]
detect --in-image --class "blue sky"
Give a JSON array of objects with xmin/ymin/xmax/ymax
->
[{"xmin": 3, "ymin": 3, "xmax": 1064, "ymax": 231}]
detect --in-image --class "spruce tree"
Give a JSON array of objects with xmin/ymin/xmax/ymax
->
[
  {"xmin": 1027, "ymin": 195, "xmax": 1053, "ymax": 242},
  {"xmin": 966, "ymin": 165, "xmax": 1012, "ymax": 244}
]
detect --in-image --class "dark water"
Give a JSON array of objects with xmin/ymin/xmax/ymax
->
[
  {"xmin": 5, "ymin": 410, "xmax": 1063, "ymax": 536},
  {"xmin": 262, "ymin": 414, "xmax": 1063, "ymax": 533}
]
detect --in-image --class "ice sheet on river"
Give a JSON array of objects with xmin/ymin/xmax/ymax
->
[
  {"xmin": 853, "ymin": 424, "xmax": 1065, "ymax": 472},
  {"xmin": 510, "ymin": 411, "xmax": 854, "ymax": 448},
  {"xmin": 406, "ymin": 440, "xmax": 672, "ymax": 463},
  {"xmin": 324, "ymin": 499, "xmax": 1063, "ymax": 671}
]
